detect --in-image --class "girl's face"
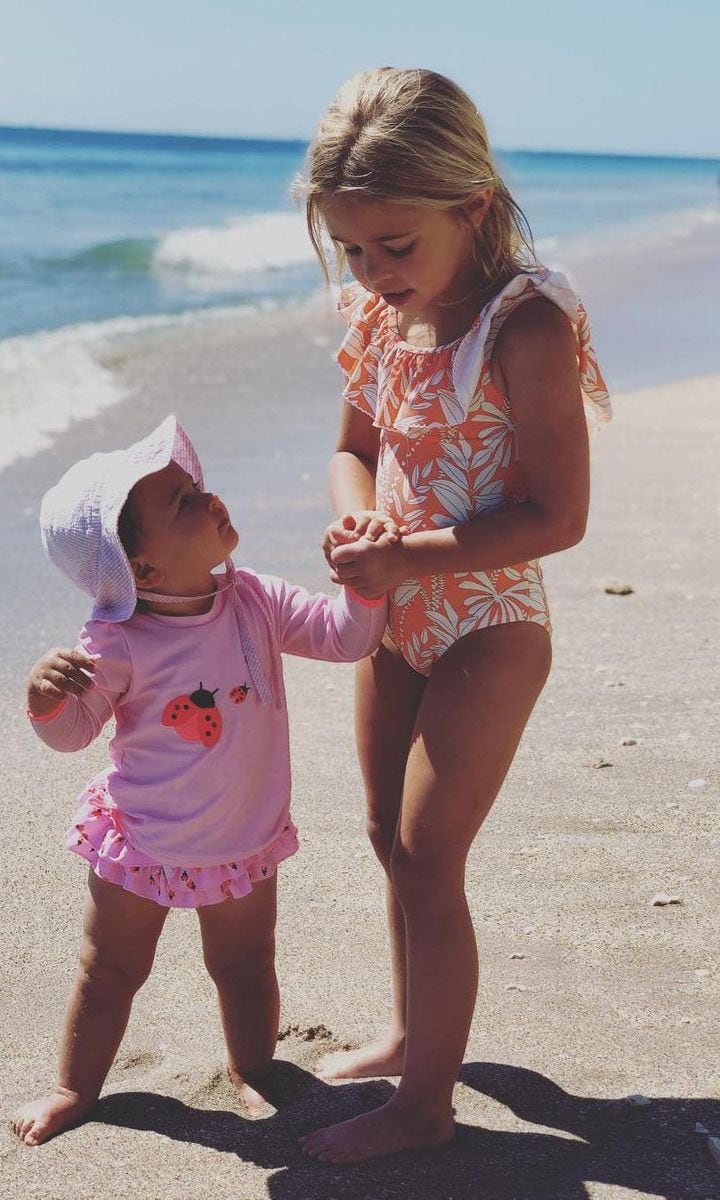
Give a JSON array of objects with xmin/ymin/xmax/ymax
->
[
  {"xmin": 127, "ymin": 462, "xmax": 238, "ymax": 594},
  {"xmin": 323, "ymin": 194, "xmax": 489, "ymax": 318}
]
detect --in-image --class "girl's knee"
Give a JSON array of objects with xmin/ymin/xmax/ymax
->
[
  {"xmin": 366, "ymin": 813, "xmax": 396, "ymax": 866},
  {"xmin": 389, "ymin": 844, "xmax": 465, "ymax": 914}
]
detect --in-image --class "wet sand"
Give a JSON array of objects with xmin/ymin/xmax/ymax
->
[{"xmin": 1, "ymin": 296, "xmax": 719, "ymax": 1198}]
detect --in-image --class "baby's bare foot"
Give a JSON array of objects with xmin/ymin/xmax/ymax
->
[
  {"xmin": 300, "ymin": 1094, "xmax": 455, "ymax": 1163},
  {"xmin": 227, "ymin": 1064, "xmax": 278, "ymax": 1119},
  {"xmin": 12, "ymin": 1087, "xmax": 96, "ymax": 1146},
  {"xmin": 316, "ymin": 1035, "xmax": 405, "ymax": 1080}
]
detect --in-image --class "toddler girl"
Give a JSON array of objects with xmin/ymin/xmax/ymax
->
[
  {"xmin": 297, "ymin": 68, "xmax": 611, "ymax": 1163},
  {"xmin": 12, "ymin": 414, "xmax": 386, "ymax": 1146}
]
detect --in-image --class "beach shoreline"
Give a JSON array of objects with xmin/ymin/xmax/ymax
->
[
  {"xmin": 1, "ymin": 195, "xmax": 719, "ymax": 481},
  {"xmin": 2, "ymin": 267, "xmax": 719, "ymax": 1196}
]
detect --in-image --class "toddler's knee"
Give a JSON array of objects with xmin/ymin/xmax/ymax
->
[
  {"xmin": 78, "ymin": 946, "xmax": 151, "ymax": 995},
  {"xmin": 204, "ymin": 939, "xmax": 276, "ymax": 989}
]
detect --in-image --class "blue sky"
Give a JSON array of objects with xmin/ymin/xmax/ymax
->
[{"xmin": 1, "ymin": 0, "xmax": 717, "ymax": 157}]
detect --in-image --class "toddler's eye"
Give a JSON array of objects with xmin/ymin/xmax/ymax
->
[{"xmin": 343, "ymin": 245, "xmax": 361, "ymax": 258}]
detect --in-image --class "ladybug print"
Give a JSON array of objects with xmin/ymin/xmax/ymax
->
[
  {"xmin": 162, "ymin": 681, "xmax": 223, "ymax": 748},
  {"xmin": 229, "ymin": 682, "xmax": 251, "ymax": 704}
]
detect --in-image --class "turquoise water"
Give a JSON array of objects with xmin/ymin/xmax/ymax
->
[{"xmin": 1, "ymin": 125, "xmax": 717, "ymax": 340}]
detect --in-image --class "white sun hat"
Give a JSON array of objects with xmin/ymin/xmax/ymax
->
[{"xmin": 39, "ymin": 415, "xmax": 203, "ymax": 623}]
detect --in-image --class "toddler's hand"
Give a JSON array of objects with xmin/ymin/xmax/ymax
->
[
  {"xmin": 322, "ymin": 511, "xmax": 408, "ymax": 564},
  {"xmin": 27, "ymin": 648, "xmax": 96, "ymax": 719}
]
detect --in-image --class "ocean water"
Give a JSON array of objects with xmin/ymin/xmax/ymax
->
[{"xmin": 0, "ymin": 125, "xmax": 718, "ymax": 470}]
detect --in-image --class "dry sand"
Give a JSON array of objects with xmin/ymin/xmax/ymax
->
[{"xmin": 1, "ymin": 302, "xmax": 719, "ymax": 1199}]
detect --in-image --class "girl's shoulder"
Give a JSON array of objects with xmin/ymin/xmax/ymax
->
[{"xmin": 454, "ymin": 269, "xmax": 612, "ymax": 430}]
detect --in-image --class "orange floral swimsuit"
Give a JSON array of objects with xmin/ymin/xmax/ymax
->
[{"xmin": 337, "ymin": 269, "xmax": 611, "ymax": 676}]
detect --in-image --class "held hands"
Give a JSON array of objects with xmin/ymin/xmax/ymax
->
[
  {"xmin": 323, "ymin": 511, "xmax": 411, "ymax": 601},
  {"xmin": 26, "ymin": 648, "xmax": 96, "ymax": 719},
  {"xmin": 322, "ymin": 510, "xmax": 408, "ymax": 560}
]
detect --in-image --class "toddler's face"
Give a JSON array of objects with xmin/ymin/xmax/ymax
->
[
  {"xmin": 127, "ymin": 462, "xmax": 238, "ymax": 590},
  {"xmin": 323, "ymin": 195, "xmax": 479, "ymax": 317}
]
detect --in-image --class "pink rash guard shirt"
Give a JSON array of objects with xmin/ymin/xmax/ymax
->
[{"xmin": 30, "ymin": 568, "xmax": 386, "ymax": 869}]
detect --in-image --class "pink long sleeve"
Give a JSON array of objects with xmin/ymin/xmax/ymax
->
[
  {"xmin": 267, "ymin": 579, "xmax": 387, "ymax": 662},
  {"xmin": 29, "ymin": 623, "xmax": 132, "ymax": 752}
]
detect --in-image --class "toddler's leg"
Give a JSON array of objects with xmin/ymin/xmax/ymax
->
[
  {"xmin": 198, "ymin": 874, "xmax": 279, "ymax": 1118},
  {"xmin": 12, "ymin": 871, "xmax": 168, "ymax": 1146},
  {"xmin": 318, "ymin": 637, "xmax": 425, "ymax": 1081}
]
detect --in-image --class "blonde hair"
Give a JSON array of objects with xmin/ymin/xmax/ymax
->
[{"xmin": 296, "ymin": 67, "xmax": 537, "ymax": 286}]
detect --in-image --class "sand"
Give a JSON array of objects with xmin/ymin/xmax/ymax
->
[{"xmin": 1, "ymin": 300, "xmax": 719, "ymax": 1199}]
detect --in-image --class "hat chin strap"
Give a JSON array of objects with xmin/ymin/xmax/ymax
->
[
  {"xmin": 135, "ymin": 559, "xmax": 278, "ymax": 710},
  {"xmin": 136, "ymin": 558, "xmax": 235, "ymax": 605}
]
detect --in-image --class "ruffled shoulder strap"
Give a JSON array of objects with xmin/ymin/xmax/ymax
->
[
  {"xmin": 335, "ymin": 283, "xmax": 389, "ymax": 419},
  {"xmin": 453, "ymin": 269, "xmax": 612, "ymax": 432}
]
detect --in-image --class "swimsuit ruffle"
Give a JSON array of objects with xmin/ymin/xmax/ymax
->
[
  {"xmin": 336, "ymin": 272, "xmax": 611, "ymax": 436},
  {"xmin": 66, "ymin": 783, "xmax": 299, "ymax": 908}
]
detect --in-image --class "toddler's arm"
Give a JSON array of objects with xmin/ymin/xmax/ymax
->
[
  {"xmin": 27, "ymin": 622, "xmax": 132, "ymax": 752},
  {"xmin": 264, "ymin": 578, "xmax": 387, "ymax": 664}
]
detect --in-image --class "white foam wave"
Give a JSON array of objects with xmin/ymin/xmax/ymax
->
[
  {"xmin": 0, "ymin": 299, "xmax": 318, "ymax": 474},
  {"xmin": 153, "ymin": 211, "xmax": 317, "ymax": 287},
  {"xmin": 0, "ymin": 325, "xmax": 129, "ymax": 474}
]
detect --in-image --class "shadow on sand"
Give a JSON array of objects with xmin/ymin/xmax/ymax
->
[{"xmin": 94, "ymin": 1060, "xmax": 720, "ymax": 1199}]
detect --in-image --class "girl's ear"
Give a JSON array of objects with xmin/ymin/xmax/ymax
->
[
  {"xmin": 464, "ymin": 186, "xmax": 493, "ymax": 228},
  {"xmin": 129, "ymin": 557, "xmax": 166, "ymax": 590}
]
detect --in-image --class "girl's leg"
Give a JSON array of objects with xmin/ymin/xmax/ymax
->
[
  {"xmin": 318, "ymin": 636, "xmax": 426, "ymax": 1080},
  {"xmin": 12, "ymin": 870, "xmax": 168, "ymax": 1146},
  {"xmin": 302, "ymin": 622, "xmax": 552, "ymax": 1163},
  {"xmin": 198, "ymin": 873, "xmax": 279, "ymax": 1118}
]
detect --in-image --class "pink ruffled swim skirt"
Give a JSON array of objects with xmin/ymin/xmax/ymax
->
[{"xmin": 66, "ymin": 782, "xmax": 299, "ymax": 909}]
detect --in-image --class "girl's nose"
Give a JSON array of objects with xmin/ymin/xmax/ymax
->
[{"xmin": 362, "ymin": 251, "xmax": 395, "ymax": 292}]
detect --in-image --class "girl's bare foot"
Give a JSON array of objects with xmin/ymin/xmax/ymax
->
[
  {"xmin": 227, "ymin": 1064, "xmax": 278, "ymax": 1119},
  {"xmin": 12, "ymin": 1087, "xmax": 96, "ymax": 1146},
  {"xmin": 300, "ymin": 1093, "xmax": 455, "ymax": 1163},
  {"xmin": 316, "ymin": 1035, "xmax": 405, "ymax": 1080}
]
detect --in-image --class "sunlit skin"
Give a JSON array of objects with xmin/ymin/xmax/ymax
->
[
  {"xmin": 324, "ymin": 192, "xmax": 494, "ymax": 348},
  {"xmin": 125, "ymin": 461, "xmax": 240, "ymax": 615},
  {"xmin": 15, "ymin": 468, "xmax": 281, "ymax": 1148},
  {"xmin": 299, "ymin": 193, "xmax": 589, "ymax": 1164}
]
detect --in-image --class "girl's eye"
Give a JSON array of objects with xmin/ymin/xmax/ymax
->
[
  {"xmin": 386, "ymin": 243, "xmax": 415, "ymax": 258},
  {"xmin": 344, "ymin": 245, "xmax": 361, "ymax": 258}
]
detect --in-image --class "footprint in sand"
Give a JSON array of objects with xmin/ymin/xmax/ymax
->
[{"xmin": 115, "ymin": 1049, "xmax": 164, "ymax": 1074}]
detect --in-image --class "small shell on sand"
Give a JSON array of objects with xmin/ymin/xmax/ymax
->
[
  {"xmin": 650, "ymin": 893, "xmax": 683, "ymax": 906},
  {"xmin": 604, "ymin": 581, "xmax": 634, "ymax": 595}
]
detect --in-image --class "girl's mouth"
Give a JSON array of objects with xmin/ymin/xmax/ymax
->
[{"xmin": 381, "ymin": 288, "xmax": 414, "ymax": 307}]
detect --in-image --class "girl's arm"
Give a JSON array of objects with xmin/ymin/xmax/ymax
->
[
  {"xmin": 330, "ymin": 302, "xmax": 590, "ymax": 595},
  {"xmin": 323, "ymin": 404, "xmax": 407, "ymax": 559},
  {"xmin": 330, "ymin": 401, "xmax": 380, "ymax": 513},
  {"xmin": 27, "ymin": 622, "xmax": 132, "ymax": 752}
]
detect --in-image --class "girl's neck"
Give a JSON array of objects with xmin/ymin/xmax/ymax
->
[{"xmin": 398, "ymin": 271, "xmax": 513, "ymax": 349}]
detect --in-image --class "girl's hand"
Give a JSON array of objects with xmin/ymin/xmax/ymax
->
[
  {"xmin": 322, "ymin": 511, "xmax": 408, "ymax": 564},
  {"xmin": 27, "ymin": 648, "xmax": 96, "ymax": 719},
  {"xmin": 329, "ymin": 534, "xmax": 409, "ymax": 599}
]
